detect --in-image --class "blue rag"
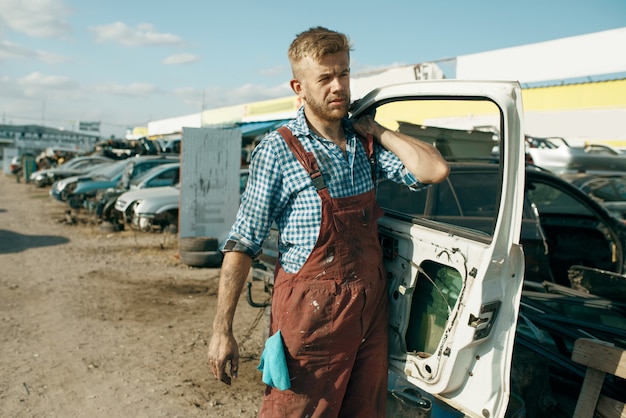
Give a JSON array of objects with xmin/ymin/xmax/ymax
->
[{"xmin": 257, "ymin": 330, "xmax": 291, "ymax": 390}]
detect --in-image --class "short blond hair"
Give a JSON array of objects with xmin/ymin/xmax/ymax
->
[{"xmin": 288, "ymin": 27, "xmax": 352, "ymax": 78}]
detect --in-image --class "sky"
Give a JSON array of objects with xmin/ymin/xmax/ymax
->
[{"xmin": 0, "ymin": 0, "xmax": 625, "ymax": 139}]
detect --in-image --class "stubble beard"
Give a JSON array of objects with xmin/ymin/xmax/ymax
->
[{"xmin": 306, "ymin": 94, "xmax": 350, "ymax": 123}]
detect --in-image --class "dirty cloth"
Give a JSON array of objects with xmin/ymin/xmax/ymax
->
[
  {"xmin": 258, "ymin": 127, "xmax": 389, "ymax": 418},
  {"xmin": 257, "ymin": 330, "xmax": 291, "ymax": 390}
]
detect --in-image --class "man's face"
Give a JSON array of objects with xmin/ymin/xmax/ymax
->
[{"xmin": 292, "ymin": 51, "xmax": 351, "ymax": 122}]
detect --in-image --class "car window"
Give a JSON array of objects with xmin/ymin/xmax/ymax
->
[
  {"xmin": 146, "ymin": 167, "xmax": 179, "ymax": 187},
  {"xmin": 130, "ymin": 163, "xmax": 170, "ymax": 186},
  {"xmin": 95, "ymin": 160, "xmax": 126, "ymax": 179},
  {"xmin": 133, "ymin": 162, "xmax": 164, "ymax": 178},
  {"xmin": 377, "ymin": 168, "xmax": 500, "ymax": 237},
  {"xmin": 583, "ymin": 177, "xmax": 626, "ymax": 202},
  {"xmin": 526, "ymin": 180, "xmax": 594, "ymax": 216},
  {"xmin": 372, "ymin": 98, "xmax": 502, "ymax": 241}
]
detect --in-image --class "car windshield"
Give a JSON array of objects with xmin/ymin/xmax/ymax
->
[
  {"xmin": 129, "ymin": 163, "xmax": 176, "ymax": 186},
  {"xmin": 92, "ymin": 160, "xmax": 126, "ymax": 179},
  {"xmin": 580, "ymin": 177, "xmax": 626, "ymax": 201}
]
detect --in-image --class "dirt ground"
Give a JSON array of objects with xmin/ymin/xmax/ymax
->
[{"xmin": 0, "ymin": 172, "xmax": 269, "ymax": 417}]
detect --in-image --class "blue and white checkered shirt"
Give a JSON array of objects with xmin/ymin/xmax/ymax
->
[{"xmin": 223, "ymin": 106, "xmax": 424, "ymax": 273}]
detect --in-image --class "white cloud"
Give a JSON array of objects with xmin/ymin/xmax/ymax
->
[
  {"xmin": 197, "ymin": 83, "xmax": 292, "ymax": 110},
  {"xmin": 0, "ymin": 40, "xmax": 68, "ymax": 64},
  {"xmin": 89, "ymin": 22, "xmax": 187, "ymax": 47},
  {"xmin": 0, "ymin": 0, "xmax": 72, "ymax": 38},
  {"xmin": 162, "ymin": 53, "xmax": 199, "ymax": 65},
  {"xmin": 10, "ymin": 72, "xmax": 82, "ymax": 103},
  {"xmin": 19, "ymin": 71, "xmax": 77, "ymax": 89},
  {"xmin": 257, "ymin": 65, "xmax": 288, "ymax": 77},
  {"xmin": 91, "ymin": 82, "xmax": 160, "ymax": 97},
  {"xmin": 172, "ymin": 82, "xmax": 292, "ymax": 112}
]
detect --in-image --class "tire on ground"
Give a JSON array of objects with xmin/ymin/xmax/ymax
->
[
  {"xmin": 99, "ymin": 221, "xmax": 121, "ymax": 233},
  {"xmin": 179, "ymin": 250, "xmax": 223, "ymax": 268},
  {"xmin": 179, "ymin": 236, "xmax": 219, "ymax": 252}
]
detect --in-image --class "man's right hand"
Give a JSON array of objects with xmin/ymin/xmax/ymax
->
[
  {"xmin": 207, "ymin": 331, "xmax": 239, "ymax": 385},
  {"xmin": 207, "ymin": 251, "xmax": 253, "ymax": 385}
]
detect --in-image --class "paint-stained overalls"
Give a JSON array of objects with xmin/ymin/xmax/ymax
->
[{"xmin": 259, "ymin": 127, "xmax": 389, "ymax": 418}]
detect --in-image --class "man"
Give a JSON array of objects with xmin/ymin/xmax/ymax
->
[{"xmin": 208, "ymin": 27, "xmax": 449, "ymax": 417}]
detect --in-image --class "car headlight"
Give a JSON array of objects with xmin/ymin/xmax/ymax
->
[{"xmin": 65, "ymin": 182, "xmax": 77, "ymax": 194}]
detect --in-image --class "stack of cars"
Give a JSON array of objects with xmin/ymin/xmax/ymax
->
[
  {"xmin": 111, "ymin": 168, "xmax": 248, "ymax": 232},
  {"xmin": 50, "ymin": 155, "xmax": 179, "ymax": 214},
  {"xmin": 97, "ymin": 162, "xmax": 180, "ymax": 224},
  {"xmin": 30, "ymin": 155, "xmax": 114, "ymax": 187}
]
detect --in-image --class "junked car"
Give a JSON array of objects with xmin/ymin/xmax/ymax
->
[
  {"xmin": 250, "ymin": 80, "xmax": 527, "ymax": 418},
  {"xmin": 96, "ymin": 162, "xmax": 180, "ymax": 222},
  {"xmin": 50, "ymin": 160, "xmax": 124, "ymax": 203},
  {"xmin": 112, "ymin": 168, "xmax": 249, "ymax": 232},
  {"xmin": 525, "ymin": 135, "xmax": 626, "ymax": 175},
  {"xmin": 30, "ymin": 155, "xmax": 114, "ymax": 187},
  {"xmin": 51, "ymin": 156, "xmax": 178, "ymax": 210},
  {"xmin": 114, "ymin": 184, "xmax": 180, "ymax": 232},
  {"xmin": 563, "ymin": 172, "xmax": 626, "ymax": 222}
]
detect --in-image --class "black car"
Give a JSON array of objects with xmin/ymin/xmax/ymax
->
[{"xmin": 375, "ymin": 163, "xmax": 626, "ymax": 288}]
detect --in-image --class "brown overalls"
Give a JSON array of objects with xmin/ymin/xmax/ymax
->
[{"xmin": 259, "ymin": 127, "xmax": 389, "ymax": 418}]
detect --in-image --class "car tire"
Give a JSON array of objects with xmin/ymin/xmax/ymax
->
[
  {"xmin": 179, "ymin": 236, "xmax": 219, "ymax": 252},
  {"xmin": 179, "ymin": 250, "xmax": 223, "ymax": 268},
  {"xmin": 99, "ymin": 221, "xmax": 120, "ymax": 233}
]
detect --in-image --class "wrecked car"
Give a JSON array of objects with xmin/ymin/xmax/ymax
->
[
  {"xmin": 30, "ymin": 155, "xmax": 114, "ymax": 187},
  {"xmin": 112, "ymin": 168, "xmax": 249, "ymax": 232},
  {"xmin": 563, "ymin": 172, "xmax": 626, "ymax": 223},
  {"xmin": 114, "ymin": 184, "xmax": 180, "ymax": 232},
  {"xmin": 96, "ymin": 162, "xmax": 180, "ymax": 223},
  {"xmin": 50, "ymin": 156, "xmax": 178, "ymax": 211},
  {"xmin": 525, "ymin": 135, "xmax": 626, "ymax": 175}
]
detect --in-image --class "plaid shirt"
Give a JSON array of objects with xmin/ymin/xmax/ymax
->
[{"xmin": 223, "ymin": 106, "xmax": 424, "ymax": 273}]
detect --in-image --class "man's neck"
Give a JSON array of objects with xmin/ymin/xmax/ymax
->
[{"xmin": 304, "ymin": 110, "xmax": 345, "ymax": 149}]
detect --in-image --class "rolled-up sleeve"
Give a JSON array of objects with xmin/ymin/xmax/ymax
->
[
  {"xmin": 221, "ymin": 136, "xmax": 284, "ymax": 258},
  {"xmin": 377, "ymin": 146, "xmax": 426, "ymax": 191}
]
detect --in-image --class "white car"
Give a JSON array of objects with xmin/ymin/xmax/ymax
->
[
  {"xmin": 113, "ymin": 168, "xmax": 249, "ymax": 232},
  {"xmin": 114, "ymin": 184, "xmax": 180, "ymax": 231}
]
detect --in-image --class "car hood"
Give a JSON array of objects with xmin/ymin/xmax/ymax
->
[
  {"xmin": 53, "ymin": 174, "xmax": 83, "ymax": 190},
  {"xmin": 72, "ymin": 179, "xmax": 117, "ymax": 194},
  {"xmin": 116, "ymin": 186, "xmax": 179, "ymax": 212}
]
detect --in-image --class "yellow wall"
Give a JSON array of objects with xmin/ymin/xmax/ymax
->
[{"xmin": 522, "ymin": 78, "xmax": 626, "ymax": 111}]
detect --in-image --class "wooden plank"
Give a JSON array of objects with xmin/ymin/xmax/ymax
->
[
  {"xmin": 572, "ymin": 367, "xmax": 606, "ymax": 418},
  {"xmin": 597, "ymin": 395, "xmax": 626, "ymax": 418},
  {"xmin": 571, "ymin": 338, "xmax": 626, "ymax": 418},
  {"xmin": 571, "ymin": 338, "xmax": 626, "ymax": 378}
]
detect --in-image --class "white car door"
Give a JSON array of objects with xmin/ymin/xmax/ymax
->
[{"xmin": 351, "ymin": 81, "xmax": 526, "ymax": 418}]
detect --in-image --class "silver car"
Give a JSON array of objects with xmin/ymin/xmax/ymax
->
[{"xmin": 526, "ymin": 135, "xmax": 626, "ymax": 175}]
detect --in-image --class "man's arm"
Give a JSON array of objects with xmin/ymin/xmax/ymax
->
[
  {"xmin": 353, "ymin": 115, "xmax": 449, "ymax": 184},
  {"xmin": 207, "ymin": 251, "xmax": 252, "ymax": 385}
]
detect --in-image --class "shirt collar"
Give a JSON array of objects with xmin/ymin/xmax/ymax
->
[{"xmin": 289, "ymin": 105, "xmax": 355, "ymax": 140}]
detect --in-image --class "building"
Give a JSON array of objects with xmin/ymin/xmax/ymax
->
[{"xmin": 1, "ymin": 124, "xmax": 101, "ymax": 173}]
